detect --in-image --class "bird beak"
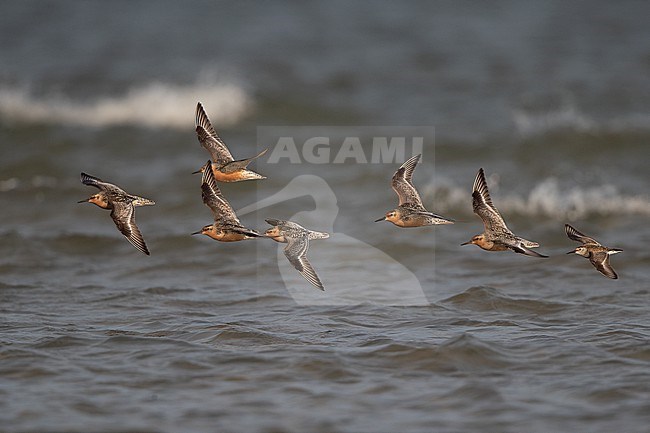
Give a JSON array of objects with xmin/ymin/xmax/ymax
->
[
  {"xmin": 191, "ymin": 169, "xmax": 202, "ymax": 175},
  {"xmin": 374, "ymin": 217, "xmax": 386, "ymax": 222},
  {"xmin": 191, "ymin": 230, "xmax": 202, "ymax": 235},
  {"xmin": 77, "ymin": 199, "xmax": 88, "ymax": 203},
  {"xmin": 565, "ymin": 250, "xmax": 575, "ymax": 254},
  {"xmin": 460, "ymin": 241, "xmax": 471, "ymax": 246}
]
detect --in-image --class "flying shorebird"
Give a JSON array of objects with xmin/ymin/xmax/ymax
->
[
  {"xmin": 264, "ymin": 218, "xmax": 329, "ymax": 290},
  {"xmin": 565, "ymin": 224, "xmax": 622, "ymax": 279},
  {"xmin": 193, "ymin": 102, "xmax": 267, "ymax": 182},
  {"xmin": 78, "ymin": 172, "xmax": 155, "ymax": 255},
  {"xmin": 375, "ymin": 154, "xmax": 454, "ymax": 227},
  {"xmin": 191, "ymin": 160, "xmax": 261, "ymax": 242},
  {"xmin": 461, "ymin": 168, "xmax": 547, "ymax": 258}
]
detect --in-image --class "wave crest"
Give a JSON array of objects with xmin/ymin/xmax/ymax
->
[
  {"xmin": 427, "ymin": 177, "xmax": 650, "ymax": 219},
  {"xmin": 0, "ymin": 79, "xmax": 251, "ymax": 129},
  {"xmin": 512, "ymin": 103, "xmax": 650, "ymax": 137}
]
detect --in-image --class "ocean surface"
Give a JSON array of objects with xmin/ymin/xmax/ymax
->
[{"xmin": 1, "ymin": 1, "xmax": 650, "ymax": 432}]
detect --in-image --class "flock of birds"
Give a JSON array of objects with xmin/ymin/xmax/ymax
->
[{"xmin": 78, "ymin": 102, "xmax": 624, "ymax": 290}]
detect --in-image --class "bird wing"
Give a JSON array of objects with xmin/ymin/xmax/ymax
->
[
  {"xmin": 110, "ymin": 202, "xmax": 150, "ymax": 255},
  {"xmin": 221, "ymin": 223, "xmax": 260, "ymax": 238},
  {"xmin": 195, "ymin": 102, "xmax": 234, "ymax": 165},
  {"xmin": 590, "ymin": 251, "xmax": 618, "ymax": 279},
  {"xmin": 410, "ymin": 210, "xmax": 455, "ymax": 224},
  {"xmin": 391, "ymin": 154, "xmax": 423, "ymax": 207},
  {"xmin": 221, "ymin": 148, "xmax": 268, "ymax": 173},
  {"xmin": 472, "ymin": 168, "xmax": 510, "ymax": 234},
  {"xmin": 307, "ymin": 230, "xmax": 330, "ymax": 240},
  {"xmin": 565, "ymin": 224, "xmax": 600, "ymax": 245},
  {"xmin": 510, "ymin": 242, "xmax": 548, "ymax": 258},
  {"xmin": 80, "ymin": 172, "xmax": 126, "ymax": 195},
  {"xmin": 284, "ymin": 235, "xmax": 324, "ymax": 290},
  {"xmin": 265, "ymin": 218, "xmax": 288, "ymax": 228},
  {"xmin": 200, "ymin": 161, "xmax": 241, "ymax": 225}
]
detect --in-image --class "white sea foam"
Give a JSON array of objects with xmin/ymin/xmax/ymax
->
[
  {"xmin": 426, "ymin": 177, "xmax": 650, "ymax": 220},
  {"xmin": 0, "ymin": 79, "xmax": 251, "ymax": 129},
  {"xmin": 512, "ymin": 104, "xmax": 650, "ymax": 138},
  {"xmin": 512, "ymin": 105, "xmax": 597, "ymax": 137}
]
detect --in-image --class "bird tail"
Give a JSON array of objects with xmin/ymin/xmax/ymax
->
[
  {"xmin": 520, "ymin": 239, "xmax": 540, "ymax": 248},
  {"xmin": 308, "ymin": 231, "xmax": 330, "ymax": 240},
  {"xmin": 514, "ymin": 244, "xmax": 548, "ymax": 258},
  {"xmin": 225, "ymin": 148, "xmax": 268, "ymax": 171},
  {"xmin": 131, "ymin": 196, "xmax": 155, "ymax": 207}
]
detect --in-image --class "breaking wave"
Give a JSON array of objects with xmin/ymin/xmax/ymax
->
[
  {"xmin": 0, "ymin": 79, "xmax": 251, "ymax": 129},
  {"xmin": 512, "ymin": 104, "xmax": 650, "ymax": 137},
  {"xmin": 426, "ymin": 177, "xmax": 650, "ymax": 220}
]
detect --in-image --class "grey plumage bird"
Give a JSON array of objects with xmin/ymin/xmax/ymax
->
[
  {"xmin": 565, "ymin": 224, "xmax": 622, "ymax": 279},
  {"xmin": 264, "ymin": 219, "xmax": 329, "ymax": 290},
  {"xmin": 78, "ymin": 172, "xmax": 154, "ymax": 255}
]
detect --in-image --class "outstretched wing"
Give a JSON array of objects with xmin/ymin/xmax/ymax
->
[
  {"xmin": 284, "ymin": 236, "xmax": 324, "ymax": 290},
  {"xmin": 221, "ymin": 148, "xmax": 268, "ymax": 173},
  {"xmin": 472, "ymin": 168, "xmax": 510, "ymax": 234},
  {"xmin": 565, "ymin": 224, "xmax": 600, "ymax": 245},
  {"xmin": 80, "ymin": 172, "xmax": 126, "ymax": 195},
  {"xmin": 265, "ymin": 218, "xmax": 288, "ymax": 228},
  {"xmin": 391, "ymin": 154, "xmax": 423, "ymax": 207},
  {"xmin": 510, "ymin": 242, "xmax": 548, "ymax": 258},
  {"xmin": 200, "ymin": 161, "xmax": 241, "ymax": 224},
  {"xmin": 195, "ymin": 102, "xmax": 234, "ymax": 166},
  {"xmin": 590, "ymin": 252, "xmax": 618, "ymax": 279},
  {"xmin": 110, "ymin": 202, "xmax": 150, "ymax": 255},
  {"xmin": 411, "ymin": 210, "xmax": 455, "ymax": 224},
  {"xmin": 229, "ymin": 225, "xmax": 261, "ymax": 238}
]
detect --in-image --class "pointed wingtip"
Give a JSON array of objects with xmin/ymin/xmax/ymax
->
[
  {"xmin": 400, "ymin": 153, "xmax": 421, "ymax": 170},
  {"xmin": 515, "ymin": 244, "xmax": 548, "ymax": 258},
  {"xmin": 265, "ymin": 218, "xmax": 282, "ymax": 227},
  {"xmin": 474, "ymin": 167, "xmax": 486, "ymax": 184},
  {"xmin": 80, "ymin": 172, "xmax": 100, "ymax": 185}
]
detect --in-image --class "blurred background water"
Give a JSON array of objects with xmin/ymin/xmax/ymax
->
[{"xmin": 1, "ymin": 1, "xmax": 649, "ymax": 432}]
